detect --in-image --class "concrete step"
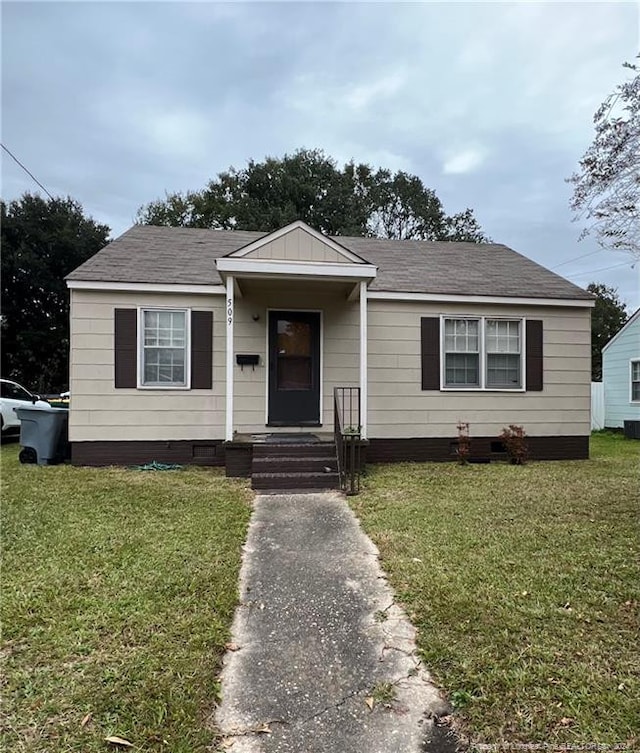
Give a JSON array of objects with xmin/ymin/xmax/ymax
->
[
  {"xmin": 252, "ymin": 456, "xmax": 337, "ymax": 474},
  {"xmin": 252, "ymin": 443, "xmax": 336, "ymax": 458},
  {"xmin": 251, "ymin": 471, "xmax": 340, "ymax": 491}
]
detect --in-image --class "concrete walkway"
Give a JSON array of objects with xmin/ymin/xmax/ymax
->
[{"xmin": 216, "ymin": 492, "xmax": 453, "ymax": 753}]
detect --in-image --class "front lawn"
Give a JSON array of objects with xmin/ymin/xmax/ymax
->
[
  {"xmin": 1, "ymin": 445, "xmax": 252, "ymax": 752},
  {"xmin": 350, "ymin": 433, "xmax": 639, "ymax": 747}
]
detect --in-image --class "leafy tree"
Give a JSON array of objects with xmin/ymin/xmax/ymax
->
[
  {"xmin": 366, "ymin": 169, "xmax": 446, "ymax": 240},
  {"xmin": 1, "ymin": 194, "xmax": 110, "ymax": 393},
  {"xmin": 569, "ymin": 59, "xmax": 640, "ymax": 258},
  {"xmin": 138, "ymin": 149, "xmax": 489, "ymax": 242},
  {"xmin": 587, "ymin": 282, "xmax": 628, "ymax": 380}
]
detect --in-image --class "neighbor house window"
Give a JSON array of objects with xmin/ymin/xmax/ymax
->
[
  {"xmin": 443, "ymin": 317, "xmax": 523, "ymax": 390},
  {"xmin": 140, "ymin": 309, "xmax": 188, "ymax": 387},
  {"xmin": 631, "ymin": 360, "xmax": 640, "ymax": 402}
]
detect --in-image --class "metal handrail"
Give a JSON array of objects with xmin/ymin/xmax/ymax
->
[{"xmin": 334, "ymin": 387, "xmax": 361, "ymax": 495}]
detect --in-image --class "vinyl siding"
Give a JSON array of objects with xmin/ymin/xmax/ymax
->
[
  {"xmin": 242, "ymin": 227, "xmax": 352, "ymax": 263},
  {"xmin": 70, "ymin": 289, "xmax": 591, "ymax": 443},
  {"xmin": 232, "ymin": 288, "xmax": 358, "ymax": 433},
  {"xmin": 366, "ymin": 300, "xmax": 591, "ymax": 438},
  {"xmin": 602, "ymin": 316, "xmax": 640, "ymax": 428},
  {"xmin": 70, "ymin": 290, "xmax": 225, "ymax": 441},
  {"xmin": 69, "ymin": 286, "xmax": 359, "ymax": 441}
]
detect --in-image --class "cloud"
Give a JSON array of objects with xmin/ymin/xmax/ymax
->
[
  {"xmin": 442, "ymin": 148, "xmax": 487, "ymax": 175},
  {"xmin": 1, "ymin": 0, "xmax": 638, "ymax": 310},
  {"xmin": 343, "ymin": 71, "xmax": 407, "ymax": 111}
]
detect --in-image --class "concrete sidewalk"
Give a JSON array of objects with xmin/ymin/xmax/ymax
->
[{"xmin": 216, "ymin": 492, "xmax": 454, "ymax": 753}]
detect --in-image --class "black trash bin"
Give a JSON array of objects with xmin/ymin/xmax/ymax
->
[{"xmin": 16, "ymin": 405, "xmax": 69, "ymax": 465}]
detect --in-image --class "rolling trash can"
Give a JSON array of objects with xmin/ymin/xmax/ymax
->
[{"xmin": 16, "ymin": 405, "xmax": 70, "ymax": 465}]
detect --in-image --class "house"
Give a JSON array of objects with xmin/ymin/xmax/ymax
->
[
  {"xmin": 65, "ymin": 220, "xmax": 594, "ymax": 483},
  {"xmin": 602, "ymin": 307, "xmax": 640, "ymax": 435}
]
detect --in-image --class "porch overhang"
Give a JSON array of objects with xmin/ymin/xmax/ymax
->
[{"xmin": 215, "ymin": 257, "xmax": 377, "ymax": 284}]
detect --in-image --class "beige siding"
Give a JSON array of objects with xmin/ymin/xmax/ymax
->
[
  {"xmin": 70, "ymin": 286, "xmax": 359, "ymax": 442},
  {"xmin": 69, "ymin": 290, "xmax": 225, "ymax": 442},
  {"xmin": 244, "ymin": 227, "xmax": 352, "ymax": 263},
  {"xmin": 70, "ymin": 288, "xmax": 590, "ymax": 445},
  {"xmin": 233, "ymin": 288, "xmax": 358, "ymax": 433},
  {"xmin": 366, "ymin": 300, "xmax": 591, "ymax": 438}
]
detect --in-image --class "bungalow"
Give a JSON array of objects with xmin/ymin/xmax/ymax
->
[{"xmin": 65, "ymin": 220, "xmax": 594, "ymax": 485}]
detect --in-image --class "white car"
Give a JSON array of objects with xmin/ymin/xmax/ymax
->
[{"xmin": 0, "ymin": 379, "xmax": 50, "ymax": 435}]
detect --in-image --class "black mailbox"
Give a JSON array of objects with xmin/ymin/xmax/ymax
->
[{"xmin": 236, "ymin": 354, "xmax": 260, "ymax": 370}]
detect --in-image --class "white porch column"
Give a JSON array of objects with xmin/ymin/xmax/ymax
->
[
  {"xmin": 225, "ymin": 275, "xmax": 234, "ymax": 441},
  {"xmin": 359, "ymin": 280, "xmax": 368, "ymax": 439}
]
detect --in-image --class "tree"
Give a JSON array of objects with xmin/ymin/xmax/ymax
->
[
  {"xmin": 1, "ymin": 194, "xmax": 110, "ymax": 392},
  {"xmin": 568, "ymin": 59, "xmax": 640, "ymax": 258},
  {"xmin": 137, "ymin": 148, "xmax": 489, "ymax": 242},
  {"xmin": 587, "ymin": 282, "xmax": 628, "ymax": 381}
]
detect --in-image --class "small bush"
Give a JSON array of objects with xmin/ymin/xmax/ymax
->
[
  {"xmin": 456, "ymin": 422, "xmax": 471, "ymax": 465},
  {"xmin": 499, "ymin": 425, "xmax": 529, "ymax": 465}
]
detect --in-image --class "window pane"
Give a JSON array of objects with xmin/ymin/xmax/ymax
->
[
  {"xmin": 277, "ymin": 357, "xmax": 312, "ymax": 390},
  {"xmin": 632, "ymin": 382, "xmax": 640, "ymax": 401},
  {"xmin": 632, "ymin": 362, "xmax": 640, "ymax": 381},
  {"xmin": 277, "ymin": 320, "xmax": 311, "ymax": 356},
  {"xmin": 143, "ymin": 347, "xmax": 186, "ymax": 385},
  {"xmin": 486, "ymin": 320, "xmax": 520, "ymax": 353},
  {"xmin": 487, "ymin": 353, "xmax": 521, "ymax": 387},
  {"xmin": 444, "ymin": 319, "xmax": 478, "ymax": 353},
  {"xmin": 445, "ymin": 353, "xmax": 479, "ymax": 386}
]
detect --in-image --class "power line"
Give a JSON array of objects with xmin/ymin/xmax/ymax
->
[
  {"xmin": 550, "ymin": 248, "xmax": 603, "ymax": 270},
  {"xmin": 1, "ymin": 143, "xmax": 55, "ymax": 200},
  {"xmin": 568, "ymin": 260, "xmax": 635, "ymax": 278}
]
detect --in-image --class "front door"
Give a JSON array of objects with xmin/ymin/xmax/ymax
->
[{"xmin": 268, "ymin": 311, "xmax": 321, "ymax": 426}]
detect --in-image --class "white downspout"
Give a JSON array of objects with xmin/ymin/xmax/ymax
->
[
  {"xmin": 359, "ymin": 280, "xmax": 368, "ymax": 439},
  {"xmin": 225, "ymin": 275, "xmax": 234, "ymax": 442}
]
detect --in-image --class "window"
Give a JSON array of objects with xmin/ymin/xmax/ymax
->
[
  {"xmin": 442, "ymin": 317, "xmax": 523, "ymax": 390},
  {"xmin": 632, "ymin": 360, "xmax": 640, "ymax": 402},
  {"xmin": 140, "ymin": 309, "xmax": 188, "ymax": 387},
  {"xmin": 486, "ymin": 319, "xmax": 522, "ymax": 388},
  {"xmin": 0, "ymin": 380, "xmax": 33, "ymax": 401},
  {"xmin": 444, "ymin": 319, "xmax": 479, "ymax": 386}
]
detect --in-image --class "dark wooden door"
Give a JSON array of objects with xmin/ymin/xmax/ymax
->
[{"xmin": 268, "ymin": 311, "xmax": 321, "ymax": 425}]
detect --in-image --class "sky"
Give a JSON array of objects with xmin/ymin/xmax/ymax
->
[{"xmin": 2, "ymin": 1, "xmax": 640, "ymax": 310}]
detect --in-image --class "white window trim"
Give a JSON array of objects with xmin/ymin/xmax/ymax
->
[
  {"xmin": 440, "ymin": 315, "xmax": 527, "ymax": 392},
  {"xmin": 137, "ymin": 307, "xmax": 191, "ymax": 390},
  {"xmin": 630, "ymin": 359, "xmax": 640, "ymax": 404}
]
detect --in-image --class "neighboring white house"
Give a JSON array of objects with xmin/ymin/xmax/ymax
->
[{"xmin": 602, "ymin": 308, "xmax": 640, "ymax": 430}]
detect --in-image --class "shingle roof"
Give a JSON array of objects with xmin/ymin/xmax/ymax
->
[{"xmin": 67, "ymin": 224, "xmax": 593, "ymax": 301}]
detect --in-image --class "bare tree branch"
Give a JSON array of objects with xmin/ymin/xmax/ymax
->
[{"xmin": 568, "ymin": 57, "xmax": 640, "ymax": 259}]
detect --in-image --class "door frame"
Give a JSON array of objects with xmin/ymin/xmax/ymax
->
[{"xmin": 265, "ymin": 308, "xmax": 323, "ymax": 426}]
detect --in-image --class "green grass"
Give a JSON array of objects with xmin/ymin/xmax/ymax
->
[
  {"xmin": 1, "ymin": 444, "xmax": 252, "ymax": 752},
  {"xmin": 350, "ymin": 433, "xmax": 640, "ymax": 746}
]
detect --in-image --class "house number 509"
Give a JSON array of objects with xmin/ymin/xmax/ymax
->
[{"xmin": 227, "ymin": 298, "xmax": 233, "ymax": 325}]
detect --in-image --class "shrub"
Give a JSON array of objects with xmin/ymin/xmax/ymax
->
[
  {"xmin": 456, "ymin": 422, "xmax": 471, "ymax": 465},
  {"xmin": 499, "ymin": 425, "xmax": 529, "ymax": 465}
]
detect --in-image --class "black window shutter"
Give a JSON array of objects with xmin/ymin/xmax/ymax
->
[
  {"xmin": 526, "ymin": 320, "xmax": 543, "ymax": 391},
  {"xmin": 114, "ymin": 309, "xmax": 137, "ymax": 388},
  {"xmin": 191, "ymin": 311, "xmax": 213, "ymax": 389},
  {"xmin": 421, "ymin": 317, "xmax": 440, "ymax": 390}
]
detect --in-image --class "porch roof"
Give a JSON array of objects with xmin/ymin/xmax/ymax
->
[{"xmin": 66, "ymin": 224, "xmax": 594, "ymax": 302}]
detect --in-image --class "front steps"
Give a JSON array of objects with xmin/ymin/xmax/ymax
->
[{"xmin": 251, "ymin": 441, "xmax": 340, "ymax": 491}]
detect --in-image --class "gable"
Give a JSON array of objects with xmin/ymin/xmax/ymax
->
[
  {"xmin": 602, "ymin": 307, "xmax": 640, "ymax": 354},
  {"xmin": 227, "ymin": 222, "xmax": 367, "ymax": 264}
]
